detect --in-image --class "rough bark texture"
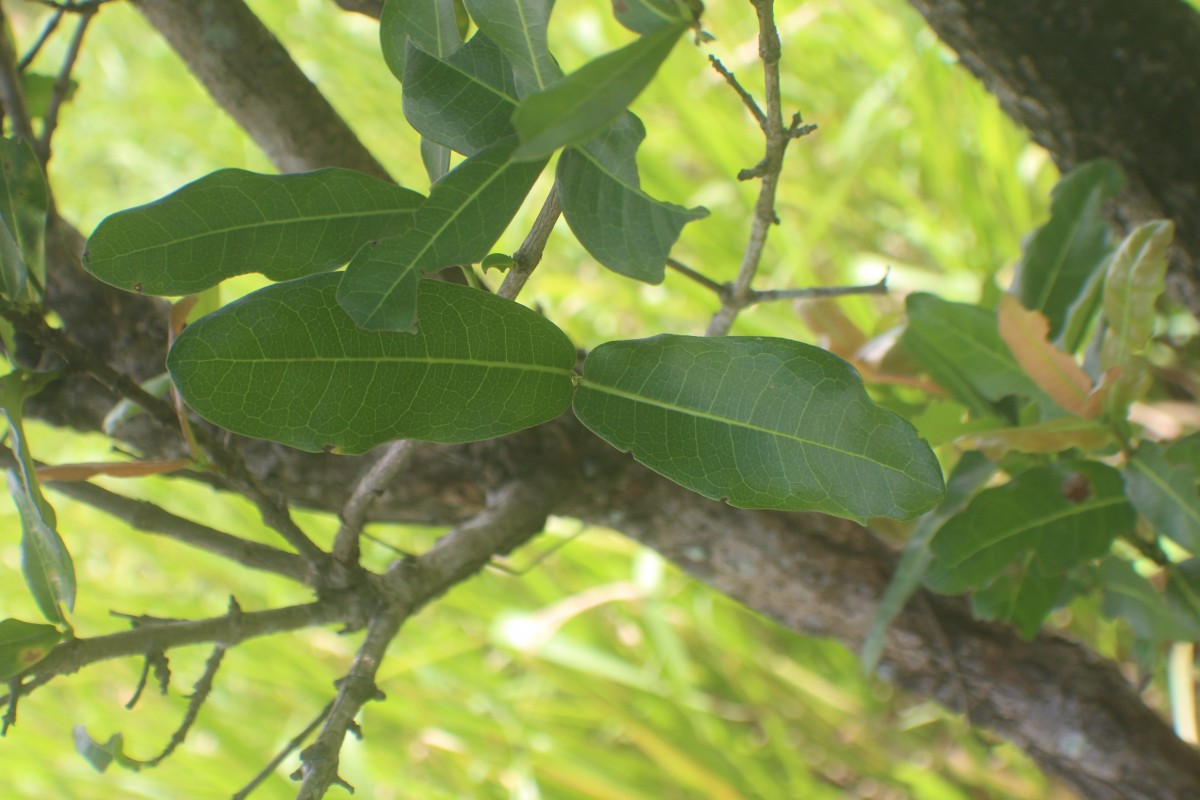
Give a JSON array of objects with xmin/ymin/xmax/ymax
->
[
  {"xmin": 24, "ymin": 0, "xmax": 1200, "ymax": 798},
  {"xmin": 129, "ymin": 0, "xmax": 390, "ymax": 179},
  {"xmin": 906, "ymin": 0, "xmax": 1200, "ymax": 313}
]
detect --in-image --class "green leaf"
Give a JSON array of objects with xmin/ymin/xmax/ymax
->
[
  {"xmin": 0, "ymin": 618, "xmax": 64, "ymax": 679},
  {"xmin": 1101, "ymin": 221, "xmax": 1173, "ymax": 369},
  {"xmin": 464, "ymin": 0, "xmax": 562, "ymax": 94},
  {"xmin": 1011, "ymin": 159, "xmax": 1124, "ymax": 350},
  {"xmin": 1102, "ymin": 557, "xmax": 1200, "ymax": 642},
  {"xmin": 557, "ymin": 113, "xmax": 707, "ymax": 282},
  {"xmin": 1165, "ymin": 560, "xmax": 1200, "ymax": 639},
  {"xmin": 611, "ymin": 0, "xmax": 702, "ymax": 34},
  {"xmin": 573, "ymin": 335, "xmax": 945, "ymax": 522},
  {"xmin": 0, "ymin": 218, "xmax": 28, "ymax": 301},
  {"xmin": 900, "ymin": 293, "xmax": 1041, "ymax": 416},
  {"xmin": 513, "ymin": 24, "xmax": 688, "ymax": 161},
  {"xmin": 380, "ymin": 0, "xmax": 463, "ymax": 79},
  {"xmin": 337, "ymin": 140, "xmax": 546, "ymax": 332},
  {"xmin": 403, "ymin": 33, "xmax": 520, "ymax": 156},
  {"xmin": 925, "ymin": 461, "xmax": 1135, "ymax": 594},
  {"xmin": 1, "ymin": 369, "xmax": 73, "ymax": 624},
  {"xmin": 83, "ymin": 169, "xmax": 424, "ymax": 295},
  {"xmin": 861, "ymin": 451, "xmax": 996, "ymax": 673},
  {"xmin": 9, "ymin": 470, "xmax": 74, "ymax": 625},
  {"xmin": 1124, "ymin": 441, "xmax": 1200, "ymax": 552},
  {"xmin": 971, "ymin": 556, "xmax": 1066, "ymax": 639},
  {"xmin": 73, "ymin": 728, "xmax": 148, "ymax": 773},
  {"xmin": 168, "ymin": 273, "xmax": 576, "ymax": 454},
  {"xmin": 1100, "ymin": 220, "xmax": 1173, "ymax": 412},
  {"xmin": 0, "ymin": 137, "xmax": 49, "ymax": 301}
]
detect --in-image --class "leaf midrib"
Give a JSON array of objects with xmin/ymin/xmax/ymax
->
[
  {"xmin": 94, "ymin": 206, "xmax": 416, "ymax": 262},
  {"xmin": 578, "ymin": 379, "xmax": 931, "ymax": 481},
  {"xmin": 197, "ymin": 354, "xmax": 572, "ymax": 377}
]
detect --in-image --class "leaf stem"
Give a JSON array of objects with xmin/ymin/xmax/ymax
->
[
  {"xmin": 666, "ymin": 257, "xmax": 727, "ymax": 296},
  {"xmin": 499, "ymin": 186, "xmax": 561, "ymax": 301}
]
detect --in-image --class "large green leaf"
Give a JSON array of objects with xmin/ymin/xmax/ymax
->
[
  {"xmin": 573, "ymin": 335, "xmax": 945, "ymax": 522},
  {"xmin": 337, "ymin": 140, "xmax": 546, "ymax": 331},
  {"xmin": 1, "ymin": 369, "xmax": 73, "ymax": 624},
  {"xmin": 513, "ymin": 24, "xmax": 688, "ymax": 161},
  {"xmin": 1124, "ymin": 441, "xmax": 1200, "ymax": 553},
  {"xmin": 557, "ymin": 113, "xmax": 707, "ymax": 282},
  {"xmin": 464, "ymin": 0, "xmax": 562, "ymax": 94},
  {"xmin": 83, "ymin": 169, "xmax": 424, "ymax": 296},
  {"xmin": 168, "ymin": 273, "xmax": 576, "ymax": 453},
  {"xmin": 403, "ymin": 33, "xmax": 520, "ymax": 156},
  {"xmin": 380, "ymin": 0, "xmax": 463, "ymax": 79},
  {"xmin": 0, "ymin": 618, "xmax": 64, "ymax": 679},
  {"xmin": 0, "ymin": 137, "xmax": 48, "ymax": 301},
  {"xmin": 900, "ymin": 293, "xmax": 1042, "ymax": 416},
  {"xmin": 924, "ymin": 460, "xmax": 1135, "ymax": 594},
  {"xmin": 1011, "ymin": 159, "xmax": 1124, "ymax": 350}
]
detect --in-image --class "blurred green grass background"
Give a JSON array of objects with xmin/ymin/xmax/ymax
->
[{"xmin": 2, "ymin": 0, "xmax": 1069, "ymax": 797}]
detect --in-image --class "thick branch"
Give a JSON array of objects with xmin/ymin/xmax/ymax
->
[
  {"xmin": 905, "ymin": 0, "xmax": 1200, "ymax": 313},
  {"xmin": 129, "ymin": 0, "xmax": 390, "ymax": 179},
  {"xmin": 297, "ymin": 477, "xmax": 566, "ymax": 798}
]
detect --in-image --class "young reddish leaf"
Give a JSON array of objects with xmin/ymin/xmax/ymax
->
[
  {"xmin": 997, "ymin": 294, "xmax": 1101, "ymax": 419},
  {"xmin": 37, "ymin": 459, "xmax": 194, "ymax": 482}
]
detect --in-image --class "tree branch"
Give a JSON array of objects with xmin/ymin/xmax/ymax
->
[
  {"xmin": 42, "ymin": 476, "xmax": 310, "ymax": 582},
  {"xmin": 129, "ymin": 0, "xmax": 390, "ymax": 179},
  {"xmin": 16, "ymin": 598, "xmax": 356, "ymax": 685},
  {"xmin": 296, "ymin": 478, "xmax": 564, "ymax": 798},
  {"xmin": 905, "ymin": 0, "xmax": 1200, "ymax": 314}
]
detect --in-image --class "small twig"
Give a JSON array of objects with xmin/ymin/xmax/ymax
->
[
  {"xmin": 22, "ymin": 598, "xmax": 356, "ymax": 683},
  {"xmin": 706, "ymin": 0, "xmax": 804, "ymax": 337},
  {"xmin": 331, "ymin": 440, "xmax": 415, "ymax": 569},
  {"xmin": 233, "ymin": 700, "xmax": 334, "ymax": 800},
  {"xmin": 39, "ymin": 472, "xmax": 311, "ymax": 582},
  {"xmin": 499, "ymin": 186, "xmax": 561, "ymax": 301},
  {"xmin": 124, "ymin": 649, "xmax": 170, "ymax": 709},
  {"xmin": 748, "ymin": 271, "xmax": 888, "ymax": 304},
  {"xmin": 146, "ymin": 638, "xmax": 228, "ymax": 766},
  {"xmin": 31, "ymin": 0, "xmax": 114, "ymax": 10},
  {"xmin": 18, "ymin": 9, "xmax": 65, "ymax": 71},
  {"xmin": 666, "ymin": 257, "xmax": 728, "ymax": 297},
  {"xmin": 0, "ymin": 4, "xmax": 37, "ymax": 143},
  {"xmin": 708, "ymin": 54, "xmax": 766, "ymax": 130},
  {"xmin": 37, "ymin": 4, "xmax": 95, "ymax": 163}
]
